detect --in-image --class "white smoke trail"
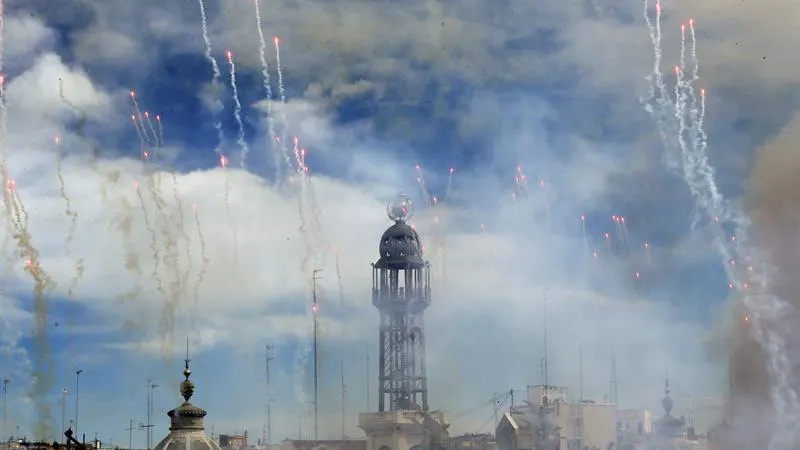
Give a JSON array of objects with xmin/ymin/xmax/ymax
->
[
  {"xmin": 196, "ymin": 0, "xmax": 226, "ymax": 155},
  {"xmin": 225, "ymin": 50, "xmax": 250, "ymax": 169},
  {"xmin": 641, "ymin": 4, "xmax": 800, "ymax": 448},
  {"xmin": 252, "ymin": 0, "xmax": 281, "ymax": 183},
  {"xmin": 273, "ymin": 37, "xmax": 293, "ymax": 174}
]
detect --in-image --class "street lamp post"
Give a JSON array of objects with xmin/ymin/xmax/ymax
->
[{"xmin": 75, "ymin": 370, "xmax": 83, "ymax": 439}]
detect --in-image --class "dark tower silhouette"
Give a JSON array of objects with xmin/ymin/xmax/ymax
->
[{"xmin": 372, "ymin": 194, "xmax": 431, "ymax": 412}]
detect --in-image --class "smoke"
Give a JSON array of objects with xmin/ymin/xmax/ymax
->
[{"xmin": 728, "ymin": 112, "xmax": 800, "ymax": 446}]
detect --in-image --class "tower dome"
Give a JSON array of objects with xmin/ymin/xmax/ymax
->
[
  {"xmin": 376, "ymin": 194, "xmax": 424, "ymax": 269},
  {"xmin": 153, "ymin": 342, "xmax": 221, "ymax": 450}
]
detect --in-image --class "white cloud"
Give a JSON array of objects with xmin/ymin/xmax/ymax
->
[{"xmin": 0, "ymin": 6, "xmax": 731, "ymax": 444}]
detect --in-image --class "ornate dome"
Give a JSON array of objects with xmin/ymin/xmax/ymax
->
[
  {"xmin": 375, "ymin": 194, "xmax": 425, "ymax": 269},
  {"xmin": 376, "ymin": 221, "xmax": 425, "ymax": 269},
  {"xmin": 153, "ymin": 343, "xmax": 221, "ymax": 450}
]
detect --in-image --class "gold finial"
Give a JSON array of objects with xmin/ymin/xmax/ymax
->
[{"xmin": 180, "ymin": 337, "xmax": 195, "ymax": 402}]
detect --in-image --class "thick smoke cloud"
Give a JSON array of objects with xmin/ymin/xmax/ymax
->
[{"xmin": 722, "ymin": 113, "xmax": 800, "ymax": 448}]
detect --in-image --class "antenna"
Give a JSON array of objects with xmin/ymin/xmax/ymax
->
[
  {"xmin": 609, "ymin": 351, "xmax": 618, "ymax": 406},
  {"xmin": 2, "ymin": 378, "xmax": 8, "ymax": 442},
  {"xmin": 340, "ymin": 361, "xmax": 347, "ymax": 440},
  {"xmin": 579, "ymin": 342, "xmax": 584, "ymax": 403},
  {"xmin": 542, "ymin": 289, "xmax": 549, "ymax": 392},
  {"xmin": 265, "ymin": 344, "xmax": 274, "ymax": 448},
  {"xmin": 144, "ymin": 381, "xmax": 157, "ymax": 449},
  {"xmin": 312, "ymin": 269, "xmax": 322, "ymax": 442}
]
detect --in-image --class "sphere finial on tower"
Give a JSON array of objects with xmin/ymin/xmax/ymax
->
[{"xmin": 387, "ymin": 194, "xmax": 414, "ymax": 223}]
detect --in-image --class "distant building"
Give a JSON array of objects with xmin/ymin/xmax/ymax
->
[
  {"xmin": 617, "ymin": 409, "xmax": 651, "ymax": 450},
  {"xmin": 278, "ymin": 440, "xmax": 366, "ymax": 450},
  {"xmin": 449, "ymin": 433, "xmax": 496, "ymax": 450},
  {"xmin": 151, "ymin": 348, "xmax": 221, "ymax": 450},
  {"xmin": 219, "ymin": 434, "xmax": 247, "ymax": 449},
  {"xmin": 495, "ymin": 385, "xmax": 626, "ymax": 450}
]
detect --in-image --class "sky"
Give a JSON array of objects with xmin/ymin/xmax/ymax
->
[{"xmin": 0, "ymin": 0, "xmax": 798, "ymax": 446}]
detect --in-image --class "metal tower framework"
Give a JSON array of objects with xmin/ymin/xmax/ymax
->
[{"xmin": 372, "ymin": 196, "xmax": 431, "ymax": 412}]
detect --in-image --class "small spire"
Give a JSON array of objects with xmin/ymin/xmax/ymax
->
[
  {"xmin": 180, "ymin": 337, "xmax": 195, "ymax": 402},
  {"xmin": 184, "ymin": 337, "xmax": 191, "ymax": 380},
  {"xmin": 662, "ymin": 377, "xmax": 673, "ymax": 416}
]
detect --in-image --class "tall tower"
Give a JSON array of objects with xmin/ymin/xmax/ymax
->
[{"xmin": 372, "ymin": 194, "xmax": 431, "ymax": 412}]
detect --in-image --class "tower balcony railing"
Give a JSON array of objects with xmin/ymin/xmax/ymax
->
[{"xmin": 358, "ymin": 410, "xmax": 447, "ymax": 425}]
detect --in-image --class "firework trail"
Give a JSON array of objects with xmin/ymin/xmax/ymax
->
[
  {"xmin": 56, "ymin": 81, "xmax": 89, "ymax": 297},
  {"xmin": 642, "ymin": 3, "xmax": 800, "ymax": 445},
  {"xmin": 134, "ymin": 181, "xmax": 164, "ymax": 299},
  {"xmin": 143, "ymin": 112, "xmax": 158, "ymax": 152},
  {"xmin": 225, "ymin": 50, "xmax": 250, "ymax": 169},
  {"xmin": 172, "ymin": 173, "xmax": 193, "ymax": 306},
  {"xmin": 5, "ymin": 18, "xmax": 55, "ymax": 433},
  {"xmin": 5, "ymin": 179, "xmax": 56, "ymax": 439},
  {"xmin": 52, "ymin": 136, "xmax": 82, "ymax": 297},
  {"xmin": 603, "ymin": 232, "xmax": 613, "ymax": 256},
  {"xmin": 130, "ymin": 94, "xmax": 183, "ymax": 340},
  {"xmin": 274, "ymin": 37, "xmax": 288, "ymax": 114},
  {"xmin": 110, "ymin": 195, "xmax": 142, "ymax": 304},
  {"xmin": 252, "ymin": 0, "xmax": 280, "ymax": 181},
  {"xmin": 129, "ymin": 91, "xmax": 153, "ymax": 147},
  {"xmin": 335, "ymin": 247, "xmax": 345, "ymax": 308},
  {"xmin": 580, "ymin": 215, "xmax": 589, "ymax": 257},
  {"xmin": 130, "ymin": 114, "xmax": 146, "ymax": 146},
  {"xmin": 444, "ymin": 167, "xmax": 454, "ymax": 202},
  {"xmin": 612, "ymin": 215, "xmax": 630, "ymax": 256},
  {"xmin": 300, "ymin": 147, "xmax": 330, "ymax": 267},
  {"xmin": 619, "ymin": 216, "xmax": 631, "ymax": 252},
  {"xmin": 295, "ymin": 149, "xmax": 312, "ymax": 275},
  {"xmin": 414, "ymin": 164, "xmax": 432, "ymax": 207},
  {"xmin": 539, "ymin": 178, "xmax": 551, "ymax": 231},
  {"xmin": 151, "ymin": 115, "xmax": 193, "ymax": 306},
  {"xmin": 196, "ymin": 0, "xmax": 225, "ymax": 155},
  {"xmin": 643, "ymin": 242, "xmax": 652, "ymax": 266},
  {"xmin": 514, "ymin": 166, "xmax": 538, "ymax": 231},
  {"xmin": 191, "ymin": 204, "xmax": 209, "ymax": 335},
  {"xmin": 273, "ymin": 37, "xmax": 293, "ymax": 175},
  {"xmin": 155, "ymin": 114, "xmax": 165, "ymax": 147}
]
